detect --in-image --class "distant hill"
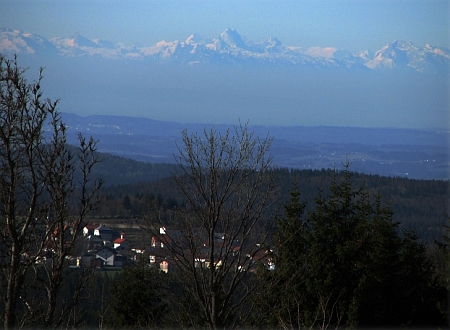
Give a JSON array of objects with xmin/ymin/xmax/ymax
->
[
  {"xmin": 63, "ymin": 113, "xmax": 450, "ymax": 180},
  {"xmin": 89, "ymin": 152, "xmax": 177, "ymax": 187}
]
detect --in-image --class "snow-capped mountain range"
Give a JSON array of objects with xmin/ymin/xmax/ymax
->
[{"xmin": 1, "ymin": 27, "xmax": 449, "ymax": 73}]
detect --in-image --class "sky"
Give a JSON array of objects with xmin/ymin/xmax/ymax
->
[
  {"xmin": 0, "ymin": 0, "xmax": 449, "ymax": 130},
  {"xmin": 1, "ymin": 0, "xmax": 449, "ymax": 51}
]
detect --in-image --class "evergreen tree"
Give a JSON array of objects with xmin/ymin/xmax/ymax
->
[
  {"xmin": 122, "ymin": 194, "xmax": 132, "ymax": 212},
  {"xmin": 439, "ymin": 216, "xmax": 450, "ymax": 289},
  {"xmin": 108, "ymin": 262, "xmax": 167, "ymax": 328},
  {"xmin": 304, "ymin": 167, "xmax": 370, "ymax": 328},
  {"xmin": 255, "ymin": 185, "xmax": 308, "ymax": 327},
  {"xmin": 261, "ymin": 163, "xmax": 447, "ymax": 328}
]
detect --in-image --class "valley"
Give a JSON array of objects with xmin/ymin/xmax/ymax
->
[{"xmin": 62, "ymin": 113, "xmax": 450, "ymax": 180}]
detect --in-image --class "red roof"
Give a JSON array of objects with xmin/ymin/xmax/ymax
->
[{"xmin": 113, "ymin": 238, "xmax": 126, "ymax": 244}]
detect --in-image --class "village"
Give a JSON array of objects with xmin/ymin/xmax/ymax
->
[{"xmin": 72, "ymin": 221, "xmax": 274, "ymax": 274}]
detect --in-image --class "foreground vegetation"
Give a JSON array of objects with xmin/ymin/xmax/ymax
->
[
  {"xmin": 0, "ymin": 55, "xmax": 448, "ymax": 329},
  {"xmin": 102, "ymin": 169, "xmax": 450, "ymax": 329}
]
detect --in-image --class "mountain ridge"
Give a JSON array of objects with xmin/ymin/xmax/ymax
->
[{"xmin": 1, "ymin": 27, "xmax": 448, "ymax": 73}]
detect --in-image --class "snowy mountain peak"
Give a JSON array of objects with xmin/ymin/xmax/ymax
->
[
  {"xmin": 185, "ymin": 33, "xmax": 204, "ymax": 44},
  {"xmin": 218, "ymin": 28, "xmax": 248, "ymax": 49},
  {"xmin": 0, "ymin": 28, "xmax": 57, "ymax": 55},
  {"xmin": 1, "ymin": 28, "xmax": 448, "ymax": 73},
  {"xmin": 390, "ymin": 39, "xmax": 412, "ymax": 48},
  {"xmin": 387, "ymin": 40, "xmax": 419, "ymax": 56},
  {"xmin": 267, "ymin": 36, "xmax": 282, "ymax": 47},
  {"xmin": 364, "ymin": 39, "xmax": 449, "ymax": 72},
  {"xmin": 52, "ymin": 33, "xmax": 102, "ymax": 48}
]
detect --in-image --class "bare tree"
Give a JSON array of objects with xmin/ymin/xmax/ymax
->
[
  {"xmin": 146, "ymin": 123, "xmax": 278, "ymax": 329},
  {"xmin": 0, "ymin": 55, "xmax": 102, "ymax": 329}
]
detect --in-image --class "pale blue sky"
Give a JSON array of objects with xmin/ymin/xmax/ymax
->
[
  {"xmin": 2, "ymin": 0, "xmax": 449, "ymax": 51},
  {"xmin": 1, "ymin": 0, "xmax": 449, "ymax": 129}
]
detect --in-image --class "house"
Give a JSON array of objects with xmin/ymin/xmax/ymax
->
[
  {"xmin": 148, "ymin": 226, "xmax": 189, "ymax": 273},
  {"xmin": 94, "ymin": 225, "xmax": 117, "ymax": 241},
  {"xmin": 148, "ymin": 227, "xmax": 245, "ymax": 273},
  {"xmin": 95, "ymin": 247, "xmax": 117, "ymax": 266},
  {"xmin": 114, "ymin": 238, "xmax": 129, "ymax": 250},
  {"xmin": 113, "ymin": 232, "xmax": 130, "ymax": 251},
  {"xmin": 83, "ymin": 223, "xmax": 98, "ymax": 236}
]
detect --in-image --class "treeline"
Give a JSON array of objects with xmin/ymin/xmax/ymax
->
[{"xmin": 89, "ymin": 166, "xmax": 449, "ymax": 243}]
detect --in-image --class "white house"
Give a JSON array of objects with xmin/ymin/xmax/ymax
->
[{"xmin": 95, "ymin": 247, "xmax": 117, "ymax": 266}]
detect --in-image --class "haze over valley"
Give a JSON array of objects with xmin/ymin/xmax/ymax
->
[{"xmin": 60, "ymin": 113, "xmax": 449, "ymax": 181}]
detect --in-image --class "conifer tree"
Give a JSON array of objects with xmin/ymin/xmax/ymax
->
[
  {"xmin": 261, "ymin": 163, "xmax": 447, "ymax": 328},
  {"xmin": 108, "ymin": 262, "xmax": 167, "ymax": 328},
  {"xmin": 256, "ymin": 185, "xmax": 308, "ymax": 327}
]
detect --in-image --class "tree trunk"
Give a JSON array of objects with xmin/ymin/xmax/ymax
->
[{"xmin": 4, "ymin": 245, "xmax": 23, "ymax": 329}]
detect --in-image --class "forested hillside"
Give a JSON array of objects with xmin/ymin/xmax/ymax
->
[
  {"xmin": 82, "ymin": 151, "xmax": 177, "ymax": 186},
  {"xmin": 88, "ymin": 153, "xmax": 449, "ymax": 244}
]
